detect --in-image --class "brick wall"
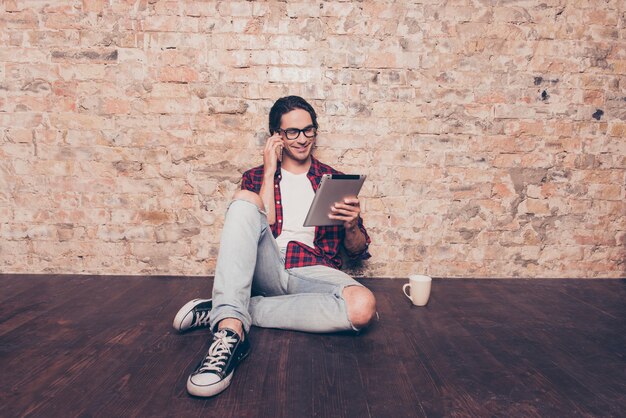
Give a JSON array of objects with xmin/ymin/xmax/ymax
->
[{"xmin": 1, "ymin": 1, "xmax": 624, "ymax": 278}]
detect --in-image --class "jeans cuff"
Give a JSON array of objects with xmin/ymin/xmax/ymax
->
[{"xmin": 210, "ymin": 309, "xmax": 251, "ymax": 334}]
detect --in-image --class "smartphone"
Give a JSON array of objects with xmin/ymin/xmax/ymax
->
[{"xmin": 276, "ymin": 143, "xmax": 283, "ymax": 162}]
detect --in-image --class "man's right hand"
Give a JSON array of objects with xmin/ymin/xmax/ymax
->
[{"xmin": 263, "ymin": 133, "xmax": 283, "ymax": 175}]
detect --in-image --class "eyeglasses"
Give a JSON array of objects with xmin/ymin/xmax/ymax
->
[{"xmin": 278, "ymin": 126, "xmax": 317, "ymax": 140}]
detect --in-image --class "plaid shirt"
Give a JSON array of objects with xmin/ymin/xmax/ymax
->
[{"xmin": 241, "ymin": 156, "xmax": 371, "ymax": 270}]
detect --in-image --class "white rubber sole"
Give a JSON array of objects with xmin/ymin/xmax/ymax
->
[
  {"xmin": 172, "ymin": 298, "xmax": 211, "ymax": 332},
  {"xmin": 186, "ymin": 371, "xmax": 234, "ymax": 397}
]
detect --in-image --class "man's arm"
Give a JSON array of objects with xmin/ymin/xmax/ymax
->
[
  {"xmin": 329, "ymin": 197, "xmax": 368, "ymax": 255},
  {"xmin": 343, "ymin": 221, "xmax": 367, "ymax": 254},
  {"xmin": 259, "ymin": 133, "xmax": 283, "ymax": 225},
  {"xmin": 259, "ymin": 172, "xmax": 276, "ymax": 225}
]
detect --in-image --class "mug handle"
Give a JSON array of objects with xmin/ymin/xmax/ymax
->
[{"xmin": 402, "ymin": 283, "xmax": 411, "ymax": 300}]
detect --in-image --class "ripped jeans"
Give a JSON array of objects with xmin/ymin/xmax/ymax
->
[{"xmin": 209, "ymin": 199, "xmax": 363, "ymax": 334}]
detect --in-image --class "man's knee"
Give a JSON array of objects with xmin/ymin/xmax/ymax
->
[
  {"xmin": 232, "ymin": 190, "xmax": 265, "ymax": 211},
  {"xmin": 343, "ymin": 286, "xmax": 377, "ymax": 329}
]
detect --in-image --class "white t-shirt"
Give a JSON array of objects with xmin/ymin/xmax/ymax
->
[{"xmin": 275, "ymin": 168, "xmax": 316, "ymax": 251}]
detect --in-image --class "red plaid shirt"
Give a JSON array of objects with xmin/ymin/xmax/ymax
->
[{"xmin": 241, "ymin": 156, "xmax": 371, "ymax": 270}]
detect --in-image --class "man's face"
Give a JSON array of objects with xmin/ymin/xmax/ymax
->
[{"xmin": 279, "ymin": 108, "xmax": 316, "ymax": 163}]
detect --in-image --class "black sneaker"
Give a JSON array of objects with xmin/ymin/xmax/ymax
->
[
  {"xmin": 187, "ymin": 328, "xmax": 250, "ymax": 397},
  {"xmin": 172, "ymin": 299, "xmax": 212, "ymax": 332}
]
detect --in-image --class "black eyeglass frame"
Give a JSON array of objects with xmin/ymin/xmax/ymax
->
[{"xmin": 278, "ymin": 126, "xmax": 318, "ymax": 140}]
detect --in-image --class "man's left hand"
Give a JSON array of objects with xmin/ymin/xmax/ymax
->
[{"xmin": 329, "ymin": 198, "xmax": 361, "ymax": 230}]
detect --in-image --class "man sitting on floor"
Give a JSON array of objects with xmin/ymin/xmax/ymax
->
[{"xmin": 172, "ymin": 95, "xmax": 376, "ymax": 397}]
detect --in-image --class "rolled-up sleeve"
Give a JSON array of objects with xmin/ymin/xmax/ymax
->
[
  {"xmin": 240, "ymin": 170, "xmax": 259, "ymax": 193},
  {"xmin": 346, "ymin": 216, "xmax": 372, "ymax": 261}
]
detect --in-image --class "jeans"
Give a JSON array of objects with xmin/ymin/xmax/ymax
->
[{"xmin": 209, "ymin": 199, "xmax": 363, "ymax": 334}]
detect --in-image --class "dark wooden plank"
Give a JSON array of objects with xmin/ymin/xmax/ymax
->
[
  {"xmin": 244, "ymin": 329, "xmax": 315, "ymax": 417},
  {"xmin": 55, "ymin": 278, "xmax": 212, "ymax": 418},
  {"xmin": 484, "ymin": 280, "xmax": 625, "ymax": 417},
  {"xmin": 0, "ymin": 275, "xmax": 92, "ymax": 338},
  {"xmin": 0, "ymin": 276, "xmax": 210, "ymax": 417},
  {"xmin": 557, "ymin": 278, "xmax": 626, "ymax": 319},
  {"xmin": 0, "ymin": 275, "xmax": 625, "ymax": 418},
  {"xmin": 436, "ymin": 279, "xmax": 625, "ymax": 417},
  {"xmin": 388, "ymin": 280, "xmax": 505, "ymax": 417},
  {"xmin": 430, "ymin": 280, "xmax": 576, "ymax": 417},
  {"xmin": 2, "ymin": 278, "xmax": 151, "ymax": 416},
  {"xmin": 354, "ymin": 281, "xmax": 437, "ymax": 418},
  {"xmin": 309, "ymin": 333, "xmax": 372, "ymax": 417}
]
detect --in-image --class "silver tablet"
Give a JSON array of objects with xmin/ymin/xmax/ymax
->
[{"xmin": 303, "ymin": 174, "xmax": 366, "ymax": 227}]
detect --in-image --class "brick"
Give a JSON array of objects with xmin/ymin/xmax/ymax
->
[
  {"xmin": 130, "ymin": 242, "xmax": 190, "ymax": 260},
  {"xmin": 26, "ymin": 225, "xmax": 57, "ymax": 240},
  {"xmin": 320, "ymin": 2, "xmax": 356, "ymax": 17},
  {"xmin": 587, "ymin": 184, "xmax": 623, "ymax": 200},
  {"xmin": 51, "ymin": 49, "xmax": 118, "ymax": 63},
  {"xmin": 268, "ymin": 67, "xmax": 322, "ymax": 83},
  {"xmin": 100, "ymin": 98, "xmax": 131, "ymax": 115},
  {"xmin": 55, "ymin": 224, "xmax": 83, "ymax": 241},
  {"xmin": 519, "ymin": 198, "xmax": 551, "ymax": 216},
  {"xmin": 48, "ymin": 113, "xmax": 114, "ymax": 130},
  {"xmin": 217, "ymin": 2, "xmax": 253, "ymax": 17},
  {"xmin": 0, "ymin": 112, "xmax": 44, "ymax": 129},
  {"xmin": 143, "ymin": 16, "xmax": 200, "ymax": 32},
  {"xmin": 96, "ymin": 225, "xmax": 155, "ymax": 242},
  {"xmin": 1, "ymin": 223, "xmax": 28, "ymax": 240},
  {"xmin": 219, "ymin": 67, "xmax": 268, "ymax": 83},
  {"xmin": 143, "ymin": 98, "xmax": 201, "ymax": 114},
  {"xmin": 268, "ymin": 35, "xmax": 317, "ymax": 50},
  {"xmin": 148, "ymin": 83, "xmax": 191, "ymax": 98},
  {"xmin": 367, "ymin": 52, "xmax": 402, "ymax": 69},
  {"xmin": 494, "ymin": 104, "xmax": 537, "ymax": 119},
  {"xmin": 13, "ymin": 159, "xmax": 75, "ymax": 176},
  {"xmin": 0, "ymin": 241, "xmax": 31, "ymax": 261},
  {"xmin": 43, "ymin": 12, "xmax": 88, "ymax": 30},
  {"xmin": 1, "ymin": 9, "xmax": 38, "ymax": 29},
  {"xmin": 52, "ymin": 80, "xmax": 80, "ymax": 97},
  {"xmin": 572, "ymin": 170, "xmax": 623, "ymax": 184},
  {"xmin": 286, "ymin": 3, "xmax": 321, "ymax": 18},
  {"xmin": 573, "ymin": 230, "xmax": 616, "ymax": 246},
  {"xmin": 34, "ymin": 241, "xmax": 125, "ymax": 258},
  {"xmin": 583, "ymin": 9, "xmax": 619, "ymax": 25},
  {"xmin": 82, "ymin": 0, "xmax": 106, "ymax": 13},
  {"xmin": 0, "ymin": 47, "xmax": 48, "ymax": 63},
  {"xmin": 4, "ymin": 0, "xmax": 21, "ymax": 12},
  {"xmin": 608, "ymin": 122, "xmax": 626, "ymax": 137},
  {"xmin": 156, "ymin": 66, "xmax": 199, "ymax": 83}
]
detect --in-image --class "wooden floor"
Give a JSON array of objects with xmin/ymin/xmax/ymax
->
[{"xmin": 0, "ymin": 275, "xmax": 624, "ymax": 418}]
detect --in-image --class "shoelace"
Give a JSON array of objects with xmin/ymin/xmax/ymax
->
[
  {"xmin": 197, "ymin": 330, "xmax": 238, "ymax": 373},
  {"xmin": 192, "ymin": 310, "xmax": 211, "ymax": 327}
]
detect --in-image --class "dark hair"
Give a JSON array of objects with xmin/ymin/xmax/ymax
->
[{"xmin": 268, "ymin": 96, "xmax": 318, "ymax": 135}]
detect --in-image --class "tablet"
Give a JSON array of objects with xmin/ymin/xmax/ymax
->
[{"xmin": 303, "ymin": 174, "xmax": 366, "ymax": 227}]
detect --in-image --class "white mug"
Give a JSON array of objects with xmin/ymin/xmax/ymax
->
[{"xmin": 402, "ymin": 275, "xmax": 432, "ymax": 306}]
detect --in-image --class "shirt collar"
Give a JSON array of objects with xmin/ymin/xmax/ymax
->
[
  {"xmin": 275, "ymin": 156, "xmax": 322, "ymax": 179},
  {"xmin": 308, "ymin": 156, "xmax": 323, "ymax": 177}
]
